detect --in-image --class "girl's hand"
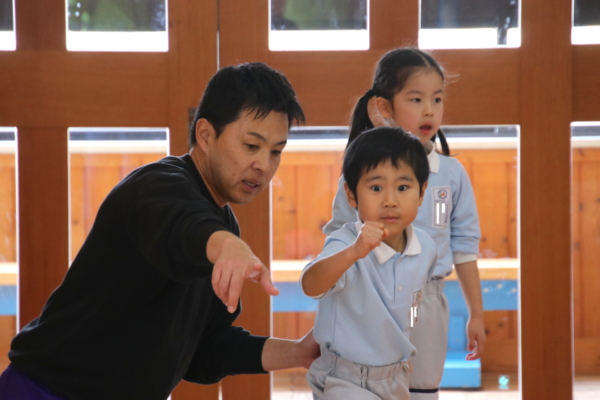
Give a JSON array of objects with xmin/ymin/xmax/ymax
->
[
  {"xmin": 465, "ymin": 316, "xmax": 486, "ymax": 360},
  {"xmin": 351, "ymin": 221, "xmax": 389, "ymax": 259},
  {"xmin": 367, "ymin": 96, "xmax": 391, "ymax": 127}
]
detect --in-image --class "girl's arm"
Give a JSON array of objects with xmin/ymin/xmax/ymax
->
[
  {"xmin": 454, "ymin": 260, "xmax": 486, "ymax": 360},
  {"xmin": 302, "ymin": 221, "xmax": 388, "ymax": 297}
]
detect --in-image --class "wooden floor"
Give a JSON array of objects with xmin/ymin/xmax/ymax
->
[{"xmin": 273, "ymin": 370, "xmax": 600, "ymax": 400}]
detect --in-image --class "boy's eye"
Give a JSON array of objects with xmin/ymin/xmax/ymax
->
[
  {"xmin": 397, "ymin": 185, "xmax": 409, "ymax": 192},
  {"xmin": 435, "ymin": 97, "xmax": 443, "ymax": 103},
  {"xmin": 411, "ymin": 98, "xmax": 421, "ymax": 103},
  {"xmin": 371, "ymin": 185, "xmax": 383, "ymax": 192}
]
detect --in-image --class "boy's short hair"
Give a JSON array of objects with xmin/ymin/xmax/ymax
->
[
  {"xmin": 343, "ymin": 127, "xmax": 430, "ymax": 198},
  {"xmin": 189, "ymin": 62, "xmax": 305, "ymax": 149}
]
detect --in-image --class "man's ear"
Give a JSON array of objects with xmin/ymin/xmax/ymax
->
[
  {"xmin": 344, "ymin": 182, "xmax": 358, "ymax": 209},
  {"xmin": 419, "ymin": 181, "xmax": 429, "ymax": 206},
  {"xmin": 195, "ymin": 118, "xmax": 216, "ymax": 153},
  {"xmin": 375, "ymin": 97, "xmax": 393, "ymax": 119}
]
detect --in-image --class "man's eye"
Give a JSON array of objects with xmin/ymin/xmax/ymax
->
[
  {"xmin": 371, "ymin": 185, "xmax": 382, "ymax": 192},
  {"xmin": 398, "ymin": 185, "xmax": 409, "ymax": 191},
  {"xmin": 272, "ymin": 150, "xmax": 282, "ymax": 156},
  {"xmin": 246, "ymin": 144, "xmax": 259, "ymax": 151}
]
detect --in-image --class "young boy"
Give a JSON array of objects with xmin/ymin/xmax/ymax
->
[{"xmin": 301, "ymin": 127, "xmax": 438, "ymax": 400}]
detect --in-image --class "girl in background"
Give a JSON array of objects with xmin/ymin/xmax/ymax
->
[{"xmin": 323, "ymin": 47, "xmax": 486, "ymax": 400}]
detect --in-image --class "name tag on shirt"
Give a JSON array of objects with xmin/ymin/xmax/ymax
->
[
  {"xmin": 432, "ymin": 186, "xmax": 452, "ymax": 228},
  {"xmin": 410, "ymin": 288, "xmax": 424, "ymax": 327}
]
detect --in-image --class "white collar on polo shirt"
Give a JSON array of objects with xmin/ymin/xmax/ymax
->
[
  {"xmin": 423, "ymin": 140, "xmax": 440, "ymax": 174},
  {"xmin": 354, "ymin": 221, "xmax": 422, "ymax": 264}
]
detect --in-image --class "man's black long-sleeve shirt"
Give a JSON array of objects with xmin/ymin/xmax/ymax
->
[{"xmin": 9, "ymin": 154, "xmax": 268, "ymax": 400}]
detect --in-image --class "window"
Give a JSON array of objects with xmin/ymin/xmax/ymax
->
[
  {"xmin": 66, "ymin": 0, "xmax": 168, "ymax": 52},
  {"xmin": 68, "ymin": 128, "xmax": 168, "ymax": 260},
  {"xmin": 0, "ymin": 0, "xmax": 15, "ymax": 50},
  {"xmin": 269, "ymin": 0, "xmax": 369, "ymax": 51},
  {"xmin": 420, "ymin": 0, "xmax": 520, "ymax": 49},
  {"xmin": 573, "ymin": 0, "xmax": 600, "ymax": 44}
]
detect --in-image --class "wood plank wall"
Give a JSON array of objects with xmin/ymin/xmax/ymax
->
[{"xmin": 1, "ymin": 147, "xmax": 599, "ymax": 374}]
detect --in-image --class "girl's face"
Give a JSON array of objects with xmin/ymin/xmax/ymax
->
[{"xmin": 377, "ymin": 69, "xmax": 444, "ymax": 144}]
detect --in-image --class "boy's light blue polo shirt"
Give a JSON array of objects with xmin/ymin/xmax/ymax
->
[
  {"xmin": 302, "ymin": 222, "xmax": 437, "ymax": 366},
  {"xmin": 323, "ymin": 142, "xmax": 480, "ymax": 278}
]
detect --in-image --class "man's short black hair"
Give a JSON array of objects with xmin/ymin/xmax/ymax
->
[
  {"xmin": 189, "ymin": 62, "xmax": 305, "ymax": 148},
  {"xmin": 343, "ymin": 126, "xmax": 430, "ymax": 199}
]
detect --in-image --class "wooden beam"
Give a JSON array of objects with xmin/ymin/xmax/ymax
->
[
  {"xmin": 16, "ymin": 128, "xmax": 69, "ymax": 329},
  {"xmin": 0, "ymin": 52, "xmax": 168, "ymax": 128},
  {"xmin": 520, "ymin": 0, "xmax": 573, "ymax": 398}
]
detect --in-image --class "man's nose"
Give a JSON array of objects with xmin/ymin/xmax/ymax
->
[{"xmin": 253, "ymin": 151, "xmax": 270, "ymax": 173}]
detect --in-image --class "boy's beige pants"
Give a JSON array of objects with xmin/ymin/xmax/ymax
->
[{"xmin": 307, "ymin": 347, "xmax": 410, "ymax": 400}]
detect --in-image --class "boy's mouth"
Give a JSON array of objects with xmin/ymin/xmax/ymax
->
[{"xmin": 420, "ymin": 124, "xmax": 433, "ymax": 132}]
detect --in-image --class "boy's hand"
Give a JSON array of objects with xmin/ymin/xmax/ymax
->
[{"xmin": 351, "ymin": 221, "xmax": 389, "ymax": 259}]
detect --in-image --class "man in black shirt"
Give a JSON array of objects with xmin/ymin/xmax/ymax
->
[{"xmin": 0, "ymin": 62, "xmax": 319, "ymax": 400}]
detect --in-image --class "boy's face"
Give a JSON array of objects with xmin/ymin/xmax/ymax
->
[{"xmin": 345, "ymin": 160, "xmax": 427, "ymax": 240}]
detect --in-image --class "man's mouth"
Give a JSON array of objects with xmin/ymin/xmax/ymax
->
[{"xmin": 243, "ymin": 180, "xmax": 260, "ymax": 189}]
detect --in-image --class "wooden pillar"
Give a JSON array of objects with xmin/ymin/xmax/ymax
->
[
  {"xmin": 16, "ymin": 128, "xmax": 69, "ymax": 329},
  {"xmin": 520, "ymin": 0, "xmax": 573, "ymax": 398},
  {"xmin": 14, "ymin": 0, "xmax": 69, "ymax": 329},
  {"xmin": 167, "ymin": 0, "xmax": 218, "ymax": 157},
  {"xmin": 218, "ymin": 1, "xmax": 273, "ymax": 399},
  {"xmin": 168, "ymin": 1, "xmax": 220, "ymax": 399}
]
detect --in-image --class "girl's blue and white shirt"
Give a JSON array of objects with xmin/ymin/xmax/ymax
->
[
  {"xmin": 302, "ymin": 221, "xmax": 437, "ymax": 366},
  {"xmin": 323, "ymin": 142, "xmax": 481, "ymax": 278}
]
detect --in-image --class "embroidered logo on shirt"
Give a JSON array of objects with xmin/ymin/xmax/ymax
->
[{"xmin": 432, "ymin": 186, "xmax": 452, "ymax": 228}]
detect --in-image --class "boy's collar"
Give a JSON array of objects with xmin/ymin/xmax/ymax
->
[
  {"xmin": 353, "ymin": 221, "xmax": 422, "ymax": 264},
  {"xmin": 423, "ymin": 141, "xmax": 440, "ymax": 174}
]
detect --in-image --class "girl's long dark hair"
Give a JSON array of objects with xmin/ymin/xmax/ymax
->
[{"xmin": 348, "ymin": 48, "xmax": 451, "ymax": 156}]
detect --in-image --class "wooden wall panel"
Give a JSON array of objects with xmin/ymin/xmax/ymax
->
[
  {"xmin": 520, "ymin": 0, "xmax": 573, "ymax": 398},
  {"xmin": 17, "ymin": 128, "xmax": 70, "ymax": 329},
  {"xmin": 295, "ymin": 164, "xmax": 333, "ymax": 260},
  {"xmin": 0, "ymin": 316, "xmax": 16, "ymax": 373},
  {"xmin": 0, "ymin": 155, "xmax": 16, "ymax": 263},
  {"xmin": 578, "ymin": 159, "xmax": 600, "ymax": 339},
  {"xmin": 272, "ymin": 166, "xmax": 298, "ymax": 259}
]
